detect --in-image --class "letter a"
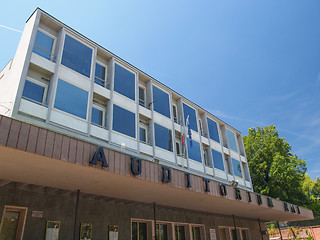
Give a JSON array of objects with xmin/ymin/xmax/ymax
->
[{"xmin": 90, "ymin": 146, "xmax": 108, "ymax": 167}]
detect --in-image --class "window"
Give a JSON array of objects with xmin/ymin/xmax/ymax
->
[
  {"xmin": 203, "ymin": 146, "xmax": 210, "ymax": 167},
  {"xmin": 154, "ymin": 123, "xmax": 172, "ymax": 152},
  {"xmin": 183, "ymin": 103, "xmax": 198, "ymax": 131},
  {"xmin": 0, "ymin": 206, "xmax": 28, "ymax": 240},
  {"xmin": 33, "ymin": 29, "xmax": 55, "ymax": 61},
  {"xmin": 242, "ymin": 163, "xmax": 250, "ymax": 181},
  {"xmin": 199, "ymin": 119, "xmax": 204, "ymax": 136},
  {"xmin": 114, "ymin": 63, "xmax": 135, "ymax": 100},
  {"xmin": 207, "ymin": 118, "xmax": 220, "ymax": 143},
  {"xmin": 225, "ymin": 155, "xmax": 232, "ymax": 174},
  {"xmin": 139, "ymin": 86, "xmax": 146, "ymax": 107},
  {"xmin": 156, "ymin": 224, "xmax": 168, "ymax": 240},
  {"xmin": 22, "ymin": 77, "xmax": 49, "ymax": 105},
  {"xmin": 240, "ymin": 229, "xmax": 250, "ymax": 240},
  {"xmin": 152, "ymin": 85, "xmax": 170, "ymax": 118},
  {"xmin": 175, "ymin": 225, "xmax": 186, "ymax": 240},
  {"xmin": 187, "ymin": 138, "xmax": 202, "ymax": 163},
  {"xmin": 61, "ymin": 34, "xmax": 93, "ymax": 78},
  {"xmin": 139, "ymin": 121, "xmax": 148, "ymax": 144},
  {"xmin": 54, "ymin": 79, "xmax": 88, "ymax": 119},
  {"xmin": 176, "ymin": 137, "xmax": 182, "ymax": 156},
  {"xmin": 227, "ymin": 129, "xmax": 238, "ymax": 152},
  {"xmin": 219, "ymin": 228, "xmax": 229, "ymax": 240},
  {"xmin": 232, "ymin": 158, "xmax": 242, "ymax": 178},
  {"xmin": 113, "ymin": 105, "xmax": 135, "ymax": 138},
  {"xmin": 192, "ymin": 226, "xmax": 201, "ymax": 240},
  {"xmin": 94, "ymin": 62, "xmax": 107, "ymax": 87},
  {"xmin": 132, "ymin": 221, "xmax": 147, "ymax": 240},
  {"xmin": 172, "ymin": 104, "xmax": 178, "ymax": 123},
  {"xmin": 212, "ymin": 149, "xmax": 224, "ymax": 171},
  {"xmin": 91, "ymin": 102, "xmax": 105, "ymax": 127}
]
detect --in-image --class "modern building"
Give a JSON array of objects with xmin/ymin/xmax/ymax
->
[{"xmin": 0, "ymin": 8, "xmax": 313, "ymax": 240}]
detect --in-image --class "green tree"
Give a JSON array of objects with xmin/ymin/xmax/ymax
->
[{"xmin": 243, "ymin": 125, "xmax": 307, "ymax": 205}]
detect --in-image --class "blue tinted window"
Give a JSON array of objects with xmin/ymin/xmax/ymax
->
[
  {"xmin": 22, "ymin": 80, "xmax": 45, "ymax": 103},
  {"xmin": 113, "ymin": 105, "xmax": 135, "ymax": 138},
  {"xmin": 114, "ymin": 63, "xmax": 135, "ymax": 100},
  {"xmin": 187, "ymin": 138, "xmax": 202, "ymax": 163},
  {"xmin": 152, "ymin": 86, "xmax": 170, "ymax": 118},
  {"xmin": 232, "ymin": 158, "xmax": 242, "ymax": 177},
  {"xmin": 154, "ymin": 123, "xmax": 172, "ymax": 151},
  {"xmin": 54, "ymin": 79, "xmax": 88, "ymax": 119},
  {"xmin": 91, "ymin": 107, "xmax": 103, "ymax": 126},
  {"xmin": 183, "ymin": 103, "xmax": 198, "ymax": 131},
  {"xmin": 61, "ymin": 35, "xmax": 92, "ymax": 78},
  {"xmin": 227, "ymin": 129, "xmax": 238, "ymax": 152},
  {"xmin": 33, "ymin": 30, "xmax": 54, "ymax": 60},
  {"xmin": 212, "ymin": 149, "xmax": 224, "ymax": 171},
  {"xmin": 207, "ymin": 118, "xmax": 220, "ymax": 142},
  {"xmin": 95, "ymin": 63, "xmax": 106, "ymax": 86}
]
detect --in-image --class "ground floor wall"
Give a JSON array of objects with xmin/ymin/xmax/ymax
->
[{"xmin": 0, "ymin": 185, "xmax": 268, "ymax": 240}]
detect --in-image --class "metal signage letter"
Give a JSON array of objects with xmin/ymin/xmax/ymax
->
[
  {"xmin": 131, "ymin": 157, "xmax": 142, "ymax": 175},
  {"xmin": 90, "ymin": 146, "xmax": 108, "ymax": 167}
]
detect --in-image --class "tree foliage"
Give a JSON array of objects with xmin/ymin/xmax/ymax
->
[{"xmin": 243, "ymin": 125, "xmax": 307, "ymax": 205}]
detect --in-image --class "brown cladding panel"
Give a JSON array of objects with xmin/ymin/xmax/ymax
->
[
  {"xmin": 17, "ymin": 122, "xmax": 31, "ymax": 151},
  {"xmin": 26, "ymin": 125, "xmax": 39, "ymax": 153},
  {"xmin": 0, "ymin": 116, "xmax": 12, "ymax": 146},
  {"xmin": 6, "ymin": 119, "xmax": 21, "ymax": 149},
  {"xmin": 35, "ymin": 129, "xmax": 47, "ymax": 156},
  {"xmin": 52, "ymin": 134, "xmax": 63, "ymax": 160},
  {"xmin": 119, "ymin": 153, "xmax": 126, "ymax": 176},
  {"xmin": 108, "ymin": 150, "xmax": 115, "ymax": 172},
  {"xmin": 114, "ymin": 152, "xmax": 120, "ymax": 174},
  {"xmin": 75, "ymin": 140, "xmax": 84, "ymax": 165},
  {"xmin": 125, "ymin": 155, "xmax": 131, "ymax": 177},
  {"xmin": 44, "ymin": 131, "xmax": 55, "ymax": 158},
  {"xmin": 140, "ymin": 160, "xmax": 146, "ymax": 180},
  {"xmin": 60, "ymin": 136, "xmax": 70, "ymax": 161},
  {"xmin": 68, "ymin": 138, "xmax": 77, "ymax": 164},
  {"xmin": 82, "ymin": 142, "xmax": 91, "ymax": 166}
]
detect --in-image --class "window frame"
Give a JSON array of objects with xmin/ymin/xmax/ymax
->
[
  {"xmin": 112, "ymin": 104, "xmax": 136, "ymax": 139},
  {"xmin": 22, "ymin": 76, "xmax": 49, "ymax": 105},
  {"xmin": 226, "ymin": 128, "xmax": 238, "ymax": 152},
  {"xmin": 0, "ymin": 205, "xmax": 28, "ymax": 240},
  {"xmin": 172, "ymin": 104, "xmax": 178, "ymax": 123},
  {"xmin": 139, "ymin": 121, "xmax": 149, "ymax": 144},
  {"xmin": 33, "ymin": 28, "xmax": 56, "ymax": 61},
  {"xmin": 154, "ymin": 122, "xmax": 173, "ymax": 152},
  {"xmin": 139, "ymin": 85, "xmax": 146, "ymax": 107},
  {"xmin": 94, "ymin": 61, "xmax": 108, "ymax": 88},
  {"xmin": 61, "ymin": 33, "xmax": 94, "ymax": 78},
  {"xmin": 113, "ymin": 62, "xmax": 136, "ymax": 101},
  {"xmin": 152, "ymin": 84, "xmax": 171, "ymax": 118},
  {"xmin": 175, "ymin": 137, "xmax": 182, "ymax": 157},
  {"xmin": 53, "ymin": 79, "xmax": 89, "ymax": 120},
  {"xmin": 131, "ymin": 219, "xmax": 152, "ymax": 240},
  {"xmin": 182, "ymin": 102, "xmax": 198, "ymax": 132},
  {"xmin": 207, "ymin": 117, "xmax": 220, "ymax": 143},
  {"xmin": 91, "ymin": 101, "xmax": 106, "ymax": 128}
]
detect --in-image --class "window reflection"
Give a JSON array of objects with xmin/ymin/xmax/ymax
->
[
  {"xmin": 154, "ymin": 123, "xmax": 172, "ymax": 152},
  {"xmin": 227, "ymin": 129, "xmax": 238, "ymax": 152},
  {"xmin": 33, "ymin": 30, "xmax": 54, "ymax": 60},
  {"xmin": 232, "ymin": 158, "xmax": 242, "ymax": 178},
  {"xmin": 187, "ymin": 138, "xmax": 202, "ymax": 163},
  {"xmin": 54, "ymin": 79, "xmax": 88, "ymax": 119},
  {"xmin": 207, "ymin": 118, "xmax": 220, "ymax": 143},
  {"xmin": 212, "ymin": 149, "xmax": 224, "ymax": 171},
  {"xmin": 112, "ymin": 105, "xmax": 135, "ymax": 138},
  {"xmin": 153, "ymin": 85, "xmax": 170, "ymax": 118},
  {"xmin": 114, "ymin": 63, "xmax": 135, "ymax": 100},
  {"xmin": 61, "ymin": 34, "xmax": 92, "ymax": 78},
  {"xmin": 183, "ymin": 103, "xmax": 198, "ymax": 131}
]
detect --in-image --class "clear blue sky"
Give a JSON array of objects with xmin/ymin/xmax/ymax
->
[{"xmin": 1, "ymin": 1, "xmax": 320, "ymax": 180}]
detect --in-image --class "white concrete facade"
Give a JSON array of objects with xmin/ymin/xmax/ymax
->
[{"xmin": 0, "ymin": 8, "xmax": 253, "ymax": 191}]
